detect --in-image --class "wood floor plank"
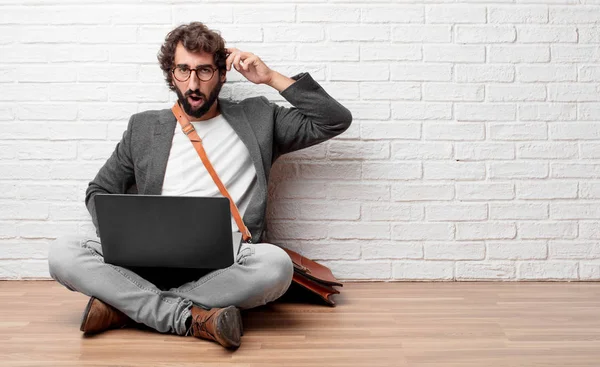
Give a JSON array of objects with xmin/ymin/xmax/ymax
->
[{"xmin": 1, "ymin": 280, "xmax": 599, "ymax": 366}]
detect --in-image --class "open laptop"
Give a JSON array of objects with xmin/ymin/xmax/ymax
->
[{"xmin": 94, "ymin": 194, "xmax": 243, "ymax": 271}]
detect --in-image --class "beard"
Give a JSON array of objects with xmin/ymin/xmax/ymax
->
[{"xmin": 175, "ymin": 79, "xmax": 223, "ymax": 119}]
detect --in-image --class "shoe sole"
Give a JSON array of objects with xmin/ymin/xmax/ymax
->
[
  {"xmin": 216, "ymin": 306, "xmax": 243, "ymax": 349},
  {"xmin": 80, "ymin": 297, "xmax": 97, "ymax": 333}
]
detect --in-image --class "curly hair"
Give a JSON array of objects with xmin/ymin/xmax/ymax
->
[{"xmin": 157, "ymin": 22, "xmax": 228, "ymax": 92}]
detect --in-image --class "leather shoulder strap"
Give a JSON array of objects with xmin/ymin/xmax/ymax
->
[{"xmin": 171, "ymin": 102, "xmax": 253, "ymax": 242}]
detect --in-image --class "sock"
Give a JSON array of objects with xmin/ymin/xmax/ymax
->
[{"xmin": 185, "ymin": 316, "xmax": 192, "ymax": 331}]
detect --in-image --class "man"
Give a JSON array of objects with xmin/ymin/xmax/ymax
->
[{"xmin": 48, "ymin": 22, "xmax": 352, "ymax": 349}]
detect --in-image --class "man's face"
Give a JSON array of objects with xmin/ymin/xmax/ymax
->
[{"xmin": 172, "ymin": 42, "xmax": 225, "ymax": 119}]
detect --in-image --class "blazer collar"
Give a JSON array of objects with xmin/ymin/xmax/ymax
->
[{"xmin": 144, "ymin": 98, "xmax": 267, "ymax": 195}]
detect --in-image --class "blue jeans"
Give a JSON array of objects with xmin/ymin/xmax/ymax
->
[{"xmin": 48, "ymin": 236, "xmax": 294, "ymax": 335}]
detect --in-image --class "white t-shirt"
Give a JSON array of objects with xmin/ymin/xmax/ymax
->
[{"xmin": 161, "ymin": 113, "xmax": 258, "ymax": 232}]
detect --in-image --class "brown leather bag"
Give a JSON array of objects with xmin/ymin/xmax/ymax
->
[
  {"xmin": 279, "ymin": 247, "xmax": 342, "ymax": 306},
  {"xmin": 171, "ymin": 103, "xmax": 343, "ymax": 306}
]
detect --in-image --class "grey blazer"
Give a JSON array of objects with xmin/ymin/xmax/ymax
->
[{"xmin": 85, "ymin": 72, "xmax": 353, "ymax": 242}]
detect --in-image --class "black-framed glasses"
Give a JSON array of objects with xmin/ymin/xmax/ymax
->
[{"xmin": 172, "ymin": 65, "xmax": 217, "ymax": 82}]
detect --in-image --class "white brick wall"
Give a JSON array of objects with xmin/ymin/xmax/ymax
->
[{"xmin": 1, "ymin": 0, "xmax": 599, "ymax": 282}]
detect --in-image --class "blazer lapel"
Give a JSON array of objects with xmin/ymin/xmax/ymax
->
[
  {"xmin": 143, "ymin": 99, "xmax": 267, "ymax": 196},
  {"xmin": 218, "ymin": 98, "xmax": 267, "ymax": 191},
  {"xmin": 144, "ymin": 109, "xmax": 176, "ymax": 195}
]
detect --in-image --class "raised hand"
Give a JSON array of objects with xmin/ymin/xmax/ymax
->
[{"xmin": 225, "ymin": 47, "xmax": 274, "ymax": 85}]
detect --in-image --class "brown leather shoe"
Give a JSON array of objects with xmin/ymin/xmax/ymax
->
[
  {"xmin": 187, "ymin": 305, "xmax": 243, "ymax": 349},
  {"xmin": 80, "ymin": 297, "xmax": 132, "ymax": 335}
]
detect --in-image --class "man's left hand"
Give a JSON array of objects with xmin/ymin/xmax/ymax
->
[{"xmin": 225, "ymin": 47, "xmax": 274, "ymax": 85}]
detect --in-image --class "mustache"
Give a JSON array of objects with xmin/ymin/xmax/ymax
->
[{"xmin": 184, "ymin": 90, "xmax": 204, "ymax": 98}]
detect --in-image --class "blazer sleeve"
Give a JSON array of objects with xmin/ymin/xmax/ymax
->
[
  {"xmin": 263, "ymin": 72, "xmax": 353, "ymax": 158},
  {"xmin": 84, "ymin": 115, "xmax": 136, "ymax": 237}
]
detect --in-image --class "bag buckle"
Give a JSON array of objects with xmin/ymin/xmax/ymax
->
[
  {"xmin": 294, "ymin": 263, "xmax": 311, "ymax": 274},
  {"xmin": 182, "ymin": 123, "xmax": 195, "ymax": 136}
]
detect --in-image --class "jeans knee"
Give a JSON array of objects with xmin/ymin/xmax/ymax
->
[
  {"xmin": 48, "ymin": 236, "xmax": 82, "ymax": 287},
  {"xmin": 258, "ymin": 244, "xmax": 294, "ymax": 295}
]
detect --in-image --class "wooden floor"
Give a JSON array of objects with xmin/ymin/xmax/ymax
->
[{"xmin": 1, "ymin": 281, "xmax": 599, "ymax": 367}]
